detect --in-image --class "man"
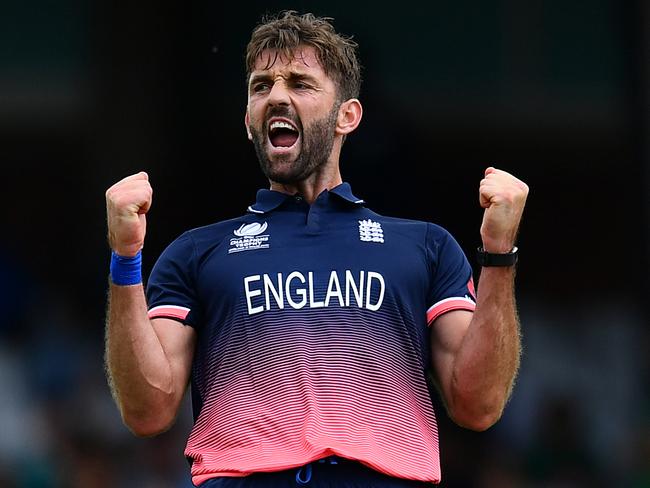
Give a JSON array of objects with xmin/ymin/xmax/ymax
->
[{"xmin": 105, "ymin": 11, "xmax": 528, "ymax": 487}]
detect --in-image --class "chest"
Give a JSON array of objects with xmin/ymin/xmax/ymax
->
[{"xmin": 195, "ymin": 214, "xmax": 430, "ymax": 318}]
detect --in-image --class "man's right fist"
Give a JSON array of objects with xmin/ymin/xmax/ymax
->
[{"xmin": 105, "ymin": 172, "xmax": 153, "ymax": 257}]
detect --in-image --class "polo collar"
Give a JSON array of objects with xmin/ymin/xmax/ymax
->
[
  {"xmin": 247, "ymin": 182, "xmax": 365, "ymax": 214},
  {"xmin": 329, "ymin": 182, "xmax": 366, "ymax": 205},
  {"xmin": 246, "ymin": 189, "xmax": 288, "ymax": 214}
]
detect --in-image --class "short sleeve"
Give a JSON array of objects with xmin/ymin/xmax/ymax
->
[
  {"xmin": 146, "ymin": 232, "xmax": 201, "ymax": 327},
  {"xmin": 425, "ymin": 224, "xmax": 476, "ymax": 325}
]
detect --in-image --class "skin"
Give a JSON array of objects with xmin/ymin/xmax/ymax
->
[
  {"xmin": 104, "ymin": 44, "xmax": 528, "ymax": 436},
  {"xmin": 105, "ymin": 172, "xmax": 195, "ymax": 435},
  {"xmin": 432, "ymin": 167, "xmax": 528, "ymax": 429},
  {"xmin": 244, "ymin": 47, "xmax": 362, "ymax": 203}
]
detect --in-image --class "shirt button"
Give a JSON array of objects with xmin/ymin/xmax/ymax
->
[{"xmin": 295, "ymin": 196, "xmax": 303, "ymax": 202}]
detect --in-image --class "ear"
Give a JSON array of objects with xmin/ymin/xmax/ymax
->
[
  {"xmin": 244, "ymin": 110, "xmax": 253, "ymax": 141},
  {"xmin": 335, "ymin": 99, "xmax": 363, "ymax": 136}
]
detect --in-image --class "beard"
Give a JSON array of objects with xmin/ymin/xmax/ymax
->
[{"xmin": 250, "ymin": 103, "xmax": 339, "ymax": 184}]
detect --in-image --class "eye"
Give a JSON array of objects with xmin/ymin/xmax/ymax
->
[
  {"xmin": 253, "ymin": 83, "xmax": 270, "ymax": 93},
  {"xmin": 293, "ymin": 81, "xmax": 310, "ymax": 90}
]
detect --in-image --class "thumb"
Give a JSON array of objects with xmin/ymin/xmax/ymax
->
[
  {"xmin": 479, "ymin": 192, "xmax": 491, "ymax": 209},
  {"xmin": 479, "ymin": 167, "xmax": 494, "ymax": 208},
  {"xmin": 138, "ymin": 200, "xmax": 151, "ymax": 214},
  {"xmin": 138, "ymin": 172, "xmax": 151, "ymax": 214}
]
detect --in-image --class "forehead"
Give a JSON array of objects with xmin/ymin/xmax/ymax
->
[{"xmin": 250, "ymin": 45, "xmax": 328, "ymax": 79}]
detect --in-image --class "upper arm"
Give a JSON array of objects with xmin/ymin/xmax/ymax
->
[
  {"xmin": 430, "ymin": 310, "xmax": 473, "ymax": 404},
  {"xmin": 152, "ymin": 317, "xmax": 197, "ymax": 401}
]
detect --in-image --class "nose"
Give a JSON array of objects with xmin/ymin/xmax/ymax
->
[{"xmin": 267, "ymin": 80, "xmax": 290, "ymax": 107}]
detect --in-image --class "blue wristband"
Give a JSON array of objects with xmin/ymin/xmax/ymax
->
[{"xmin": 110, "ymin": 251, "xmax": 143, "ymax": 286}]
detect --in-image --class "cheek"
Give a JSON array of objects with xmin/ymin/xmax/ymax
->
[
  {"xmin": 247, "ymin": 110, "xmax": 258, "ymax": 126},
  {"xmin": 247, "ymin": 101, "xmax": 264, "ymax": 124},
  {"xmin": 249, "ymin": 116, "xmax": 266, "ymax": 136}
]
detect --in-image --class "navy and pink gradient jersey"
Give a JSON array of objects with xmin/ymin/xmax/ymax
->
[{"xmin": 146, "ymin": 183, "xmax": 476, "ymax": 486}]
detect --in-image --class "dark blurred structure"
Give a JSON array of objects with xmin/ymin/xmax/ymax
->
[{"xmin": 1, "ymin": 1, "xmax": 648, "ymax": 486}]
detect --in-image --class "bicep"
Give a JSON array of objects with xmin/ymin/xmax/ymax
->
[
  {"xmin": 152, "ymin": 318, "xmax": 197, "ymax": 394},
  {"xmin": 429, "ymin": 310, "xmax": 473, "ymax": 399}
]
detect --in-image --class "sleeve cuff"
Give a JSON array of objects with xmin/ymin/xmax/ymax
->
[
  {"xmin": 148, "ymin": 305, "xmax": 191, "ymax": 321},
  {"xmin": 427, "ymin": 297, "xmax": 476, "ymax": 325}
]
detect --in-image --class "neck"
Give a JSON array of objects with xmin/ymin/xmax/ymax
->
[
  {"xmin": 270, "ymin": 169, "xmax": 343, "ymax": 204},
  {"xmin": 269, "ymin": 146, "xmax": 343, "ymax": 204}
]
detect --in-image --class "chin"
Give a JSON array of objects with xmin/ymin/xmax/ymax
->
[{"xmin": 264, "ymin": 168, "xmax": 304, "ymax": 185}]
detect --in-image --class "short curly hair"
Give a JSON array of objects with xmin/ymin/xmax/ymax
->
[{"xmin": 246, "ymin": 11, "xmax": 362, "ymax": 101}]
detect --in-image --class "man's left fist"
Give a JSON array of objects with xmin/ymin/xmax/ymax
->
[{"xmin": 479, "ymin": 167, "xmax": 529, "ymax": 253}]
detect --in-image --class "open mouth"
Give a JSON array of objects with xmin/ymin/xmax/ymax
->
[{"xmin": 268, "ymin": 118, "xmax": 300, "ymax": 148}]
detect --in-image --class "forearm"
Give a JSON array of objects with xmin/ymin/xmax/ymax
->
[
  {"xmin": 449, "ymin": 266, "xmax": 521, "ymax": 429},
  {"xmin": 105, "ymin": 283, "xmax": 176, "ymax": 434}
]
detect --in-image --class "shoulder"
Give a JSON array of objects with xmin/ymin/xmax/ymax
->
[
  {"xmin": 159, "ymin": 214, "xmax": 254, "ymax": 258},
  {"xmin": 362, "ymin": 209, "xmax": 454, "ymax": 241},
  {"xmin": 185, "ymin": 215, "xmax": 250, "ymax": 238}
]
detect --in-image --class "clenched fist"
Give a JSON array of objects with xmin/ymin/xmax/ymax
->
[
  {"xmin": 106, "ymin": 172, "xmax": 153, "ymax": 257},
  {"xmin": 479, "ymin": 167, "xmax": 529, "ymax": 253}
]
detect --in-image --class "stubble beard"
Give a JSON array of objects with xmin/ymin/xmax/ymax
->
[{"xmin": 250, "ymin": 104, "xmax": 340, "ymax": 185}]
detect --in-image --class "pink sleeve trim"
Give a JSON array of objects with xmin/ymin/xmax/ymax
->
[
  {"xmin": 148, "ymin": 305, "xmax": 191, "ymax": 321},
  {"xmin": 427, "ymin": 297, "xmax": 475, "ymax": 325}
]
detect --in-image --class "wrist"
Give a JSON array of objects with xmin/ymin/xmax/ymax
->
[
  {"xmin": 108, "ymin": 238, "xmax": 143, "ymax": 258},
  {"xmin": 476, "ymin": 246, "xmax": 519, "ymax": 267},
  {"xmin": 110, "ymin": 250, "xmax": 143, "ymax": 286},
  {"xmin": 480, "ymin": 239, "xmax": 515, "ymax": 253}
]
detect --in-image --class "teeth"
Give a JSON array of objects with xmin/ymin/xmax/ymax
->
[{"xmin": 269, "ymin": 121, "xmax": 297, "ymax": 132}]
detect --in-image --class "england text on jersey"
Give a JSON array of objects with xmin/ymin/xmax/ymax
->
[{"xmin": 243, "ymin": 270, "xmax": 385, "ymax": 315}]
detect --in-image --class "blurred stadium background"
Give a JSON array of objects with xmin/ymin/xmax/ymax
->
[{"xmin": 0, "ymin": 0, "xmax": 648, "ymax": 486}]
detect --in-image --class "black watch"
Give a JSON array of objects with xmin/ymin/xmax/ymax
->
[{"xmin": 476, "ymin": 246, "xmax": 519, "ymax": 267}]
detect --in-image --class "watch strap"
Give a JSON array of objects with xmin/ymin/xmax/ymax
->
[{"xmin": 476, "ymin": 246, "xmax": 519, "ymax": 267}]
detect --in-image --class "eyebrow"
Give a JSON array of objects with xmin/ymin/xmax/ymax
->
[{"xmin": 249, "ymin": 71, "xmax": 319, "ymax": 87}]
